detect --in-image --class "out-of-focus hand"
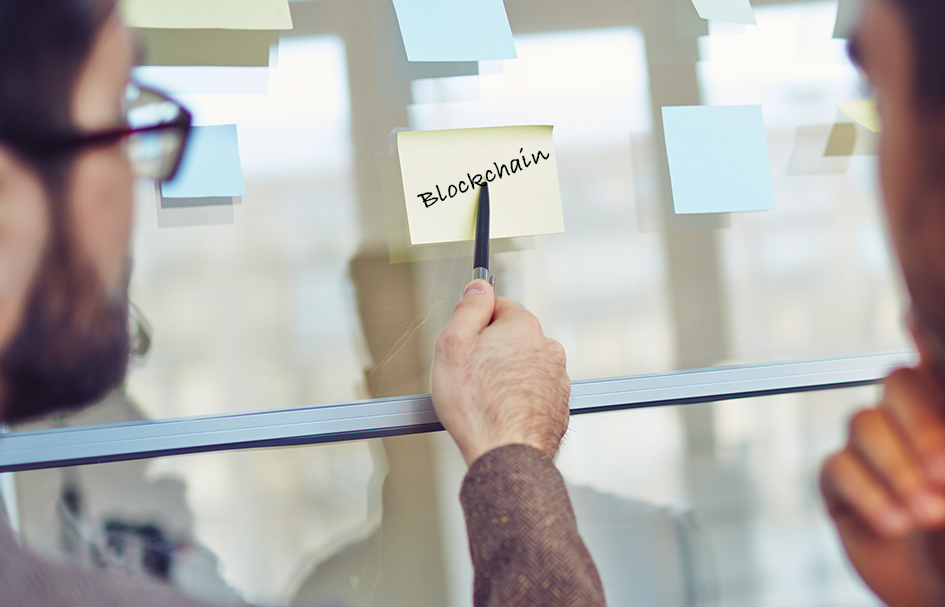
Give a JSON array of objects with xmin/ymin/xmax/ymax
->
[
  {"xmin": 820, "ymin": 317, "xmax": 945, "ymax": 607},
  {"xmin": 431, "ymin": 279, "xmax": 570, "ymax": 466}
]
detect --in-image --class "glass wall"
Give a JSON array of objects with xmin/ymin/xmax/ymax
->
[
  {"xmin": 3, "ymin": 1, "xmax": 903, "ymax": 606},
  {"xmin": 15, "ymin": 0, "xmax": 896, "ymax": 426}
]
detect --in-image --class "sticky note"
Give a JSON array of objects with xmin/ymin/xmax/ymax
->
[
  {"xmin": 690, "ymin": 0, "xmax": 757, "ymax": 25},
  {"xmin": 384, "ymin": 0, "xmax": 478, "ymax": 81},
  {"xmin": 833, "ymin": 0, "xmax": 861, "ymax": 38},
  {"xmin": 661, "ymin": 105, "xmax": 775, "ymax": 214},
  {"xmin": 379, "ymin": 155, "xmax": 532, "ymax": 262},
  {"xmin": 823, "ymin": 122, "xmax": 857, "ymax": 157},
  {"xmin": 135, "ymin": 29, "xmax": 271, "ymax": 67},
  {"xmin": 397, "ymin": 126, "xmax": 563, "ymax": 245},
  {"xmin": 823, "ymin": 121, "xmax": 878, "ymax": 156},
  {"xmin": 391, "ymin": 0, "xmax": 517, "ymax": 62},
  {"xmin": 838, "ymin": 100, "xmax": 881, "ymax": 132},
  {"xmin": 161, "ymin": 125, "xmax": 245, "ymax": 199},
  {"xmin": 160, "ymin": 195, "xmax": 235, "ymax": 208},
  {"xmin": 120, "ymin": 0, "xmax": 292, "ymax": 30}
]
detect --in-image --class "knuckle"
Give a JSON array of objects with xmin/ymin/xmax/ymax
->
[
  {"xmin": 821, "ymin": 451, "xmax": 841, "ymax": 474},
  {"xmin": 848, "ymin": 408, "xmax": 880, "ymax": 436},
  {"xmin": 526, "ymin": 312, "xmax": 543, "ymax": 332},
  {"xmin": 846, "ymin": 410, "xmax": 923, "ymax": 492},
  {"xmin": 820, "ymin": 450, "xmax": 860, "ymax": 501},
  {"xmin": 506, "ymin": 303, "xmax": 538, "ymax": 327},
  {"xmin": 532, "ymin": 314, "xmax": 546, "ymax": 334},
  {"xmin": 819, "ymin": 452, "xmax": 843, "ymax": 488},
  {"xmin": 908, "ymin": 414, "xmax": 945, "ymax": 445},
  {"xmin": 916, "ymin": 425, "xmax": 945, "ymax": 454},
  {"xmin": 820, "ymin": 450, "xmax": 882, "ymax": 514},
  {"xmin": 545, "ymin": 338, "xmax": 566, "ymax": 362},
  {"xmin": 435, "ymin": 326, "xmax": 465, "ymax": 354},
  {"xmin": 546, "ymin": 337, "xmax": 564, "ymax": 355},
  {"xmin": 888, "ymin": 463, "xmax": 922, "ymax": 492}
]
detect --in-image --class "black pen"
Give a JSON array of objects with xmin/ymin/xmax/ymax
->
[{"xmin": 472, "ymin": 183, "xmax": 495, "ymax": 289}]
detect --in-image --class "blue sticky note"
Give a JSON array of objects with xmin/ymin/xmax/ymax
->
[
  {"xmin": 391, "ymin": 0, "xmax": 517, "ymax": 62},
  {"xmin": 661, "ymin": 105, "xmax": 775, "ymax": 214},
  {"xmin": 161, "ymin": 125, "xmax": 245, "ymax": 199}
]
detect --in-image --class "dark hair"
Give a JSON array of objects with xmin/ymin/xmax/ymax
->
[
  {"xmin": 0, "ymin": 0, "xmax": 114, "ymax": 183},
  {"xmin": 890, "ymin": 0, "xmax": 945, "ymax": 110}
]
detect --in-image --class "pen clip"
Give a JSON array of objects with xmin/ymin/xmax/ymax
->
[{"xmin": 472, "ymin": 267, "xmax": 495, "ymax": 289}]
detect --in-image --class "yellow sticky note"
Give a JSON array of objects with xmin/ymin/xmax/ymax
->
[
  {"xmin": 120, "ymin": 0, "xmax": 293, "ymax": 30},
  {"xmin": 380, "ymin": 155, "xmax": 534, "ymax": 263},
  {"xmin": 397, "ymin": 126, "xmax": 564, "ymax": 245},
  {"xmin": 135, "ymin": 29, "xmax": 272, "ymax": 66},
  {"xmin": 838, "ymin": 99, "xmax": 881, "ymax": 133}
]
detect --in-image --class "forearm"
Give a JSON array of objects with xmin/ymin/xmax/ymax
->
[{"xmin": 461, "ymin": 444, "xmax": 606, "ymax": 607}]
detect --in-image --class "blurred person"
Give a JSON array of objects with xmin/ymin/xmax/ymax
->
[
  {"xmin": 820, "ymin": 0, "xmax": 945, "ymax": 605},
  {"xmin": 0, "ymin": 1, "xmax": 603, "ymax": 606}
]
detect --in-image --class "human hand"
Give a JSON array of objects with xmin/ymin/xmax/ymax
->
[
  {"xmin": 431, "ymin": 279, "xmax": 570, "ymax": 466},
  {"xmin": 820, "ymin": 320, "xmax": 945, "ymax": 606}
]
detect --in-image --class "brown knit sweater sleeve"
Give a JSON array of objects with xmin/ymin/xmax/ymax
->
[{"xmin": 460, "ymin": 444, "xmax": 606, "ymax": 607}]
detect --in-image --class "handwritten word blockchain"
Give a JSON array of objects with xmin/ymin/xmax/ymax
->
[{"xmin": 416, "ymin": 147, "xmax": 551, "ymax": 208}]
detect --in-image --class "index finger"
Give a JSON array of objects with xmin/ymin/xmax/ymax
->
[
  {"xmin": 489, "ymin": 297, "xmax": 543, "ymax": 331},
  {"xmin": 491, "ymin": 296, "xmax": 525, "ymax": 318},
  {"xmin": 821, "ymin": 448, "xmax": 914, "ymax": 538}
]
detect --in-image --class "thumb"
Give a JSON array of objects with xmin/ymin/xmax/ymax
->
[{"xmin": 447, "ymin": 279, "xmax": 496, "ymax": 335}]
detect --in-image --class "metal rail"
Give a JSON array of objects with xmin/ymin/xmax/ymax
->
[{"xmin": 0, "ymin": 351, "xmax": 914, "ymax": 472}]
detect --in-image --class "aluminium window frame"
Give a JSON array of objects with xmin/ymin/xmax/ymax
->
[{"xmin": 0, "ymin": 350, "xmax": 913, "ymax": 472}]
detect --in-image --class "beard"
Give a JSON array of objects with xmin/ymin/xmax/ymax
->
[{"xmin": 0, "ymin": 228, "xmax": 131, "ymax": 423}]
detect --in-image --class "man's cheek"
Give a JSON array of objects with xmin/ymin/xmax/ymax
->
[{"xmin": 69, "ymin": 150, "xmax": 134, "ymax": 292}]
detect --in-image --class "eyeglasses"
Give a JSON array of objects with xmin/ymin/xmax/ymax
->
[{"xmin": 1, "ymin": 83, "xmax": 192, "ymax": 182}]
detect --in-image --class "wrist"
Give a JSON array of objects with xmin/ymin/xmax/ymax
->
[{"xmin": 462, "ymin": 437, "xmax": 557, "ymax": 467}]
